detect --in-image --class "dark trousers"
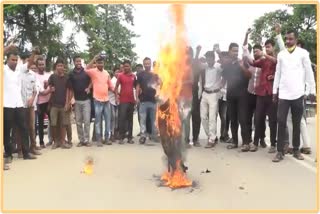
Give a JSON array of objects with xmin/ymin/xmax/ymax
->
[
  {"xmin": 38, "ymin": 102, "xmax": 50, "ymax": 145},
  {"xmin": 277, "ymin": 96, "xmax": 304, "ymax": 153},
  {"xmin": 218, "ymin": 99, "xmax": 228, "ymax": 138},
  {"xmin": 4, "ymin": 107, "xmax": 30, "ymax": 157},
  {"xmin": 247, "ymin": 93, "xmax": 266, "ymax": 142},
  {"xmin": 227, "ymin": 93, "xmax": 250, "ymax": 145},
  {"xmin": 192, "ymin": 95, "xmax": 201, "ymax": 141},
  {"xmin": 118, "ymin": 103, "xmax": 135, "ymax": 140},
  {"xmin": 254, "ymin": 95, "xmax": 277, "ymax": 146}
]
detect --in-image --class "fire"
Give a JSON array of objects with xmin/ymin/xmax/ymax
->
[
  {"xmin": 82, "ymin": 157, "xmax": 94, "ymax": 175},
  {"xmin": 155, "ymin": 5, "xmax": 192, "ymax": 189}
]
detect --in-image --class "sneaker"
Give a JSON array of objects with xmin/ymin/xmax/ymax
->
[
  {"xmin": 139, "ymin": 137, "xmax": 147, "ymax": 144},
  {"xmin": 97, "ymin": 142, "xmax": 104, "ymax": 147},
  {"xmin": 249, "ymin": 143, "xmax": 258, "ymax": 152},
  {"xmin": 61, "ymin": 144, "xmax": 72, "ymax": 149},
  {"xmin": 205, "ymin": 139, "xmax": 215, "ymax": 149},
  {"xmin": 272, "ymin": 152, "xmax": 284, "ymax": 162},
  {"xmin": 260, "ymin": 139, "xmax": 267, "ymax": 148},
  {"xmin": 293, "ymin": 151, "xmax": 304, "ymax": 160},
  {"xmin": 241, "ymin": 144, "xmax": 250, "ymax": 152},
  {"xmin": 268, "ymin": 146, "xmax": 277, "ymax": 153}
]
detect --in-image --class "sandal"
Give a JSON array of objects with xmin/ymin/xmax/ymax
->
[{"xmin": 227, "ymin": 143, "xmax": 238, "ymax": 149}]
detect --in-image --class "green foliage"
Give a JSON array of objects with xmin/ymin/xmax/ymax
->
[{"xmin": 250, "ymin": 4, "xmax": 317, "ymax": 63}]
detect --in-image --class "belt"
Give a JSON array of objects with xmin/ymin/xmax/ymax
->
[{"xmin": 204, "ymin": 89, "xmax": 218, "ymax": 94}]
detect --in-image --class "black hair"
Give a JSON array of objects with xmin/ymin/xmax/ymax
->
[
  {"xmin": 286, "ymin": 29, "xmax": 299, "ymax": 39},
  {"xmin": 123, "ymin": 59, "xmax": 131, "ymax": 65},
  {"xmin": 54, "ymin": 58, "xmax": 65, "ymax": 69},
  {"xmin": 228, "ymin": 43, "xmax": 239, "ymax": 51},
  {"xmin": 136, "ymin": 64, "xmax": 143, "ymax": 68},
  {"xmin": 73, "ymin": 55, "xmax": 81, "ymax": 62},
  {"xmin": 265, "ymin": 39, "xmax": 275, "ymax": 47},
  {"xmin": 143, "ymin": 57, "xmax": 151, "ymax": 62},
  {"xmin": 297, "ymin": 39, "xmax": 305, "ymax": 48},
  {"xmin": 219, "ymin": 51, "xmax": 229, "ymax": 58},
  {"xmin": 20, "ymin": 51, "xmax": 30, "ymax": 60},
  {"xmin": 205, "ymin": 51, "xmax": 215, "ymax": 59},
  {"xmin": 35, "ymin": 57, "xmax": 45, "ymax": 66},
  {"xmin": 6, "ymin": 51, "xmax": 18, "ymax": 60},
  {"xmin": 96, "ymin": 57, "xmax": 104, "ymax": 62},
  {"xmin": 253, "ymin": 44, "xmax": 263, "ymax": 51}
]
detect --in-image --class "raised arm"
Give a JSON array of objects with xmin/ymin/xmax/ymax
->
[
  {"xmin": 274, "ymin": 23, "xmax": 285, "ymax": 52},
  {"xmin": 86, "ymin": 54, "xmax": 100, "ymax": 69}
]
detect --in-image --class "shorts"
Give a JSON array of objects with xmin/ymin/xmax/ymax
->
[{"xmin": 50, "ymin": 107, "xmax": 71, "ymax": 127}]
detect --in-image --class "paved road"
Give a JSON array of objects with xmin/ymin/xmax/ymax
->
[{"xmin": 2, "ymin": 114, "xmax": 318, "ymax": 211}]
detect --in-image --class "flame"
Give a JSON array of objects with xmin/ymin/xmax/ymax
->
[
  {"xmin": 155, "ymin": 5, "xmax": 192, "ymax": 189},
  {"xmin": 82, "ymin": 157, "xmax": 94, "ymax": 175},
  {"xmin": 161, "ymin": 160, "xmax": 192, "ymax": 189}
]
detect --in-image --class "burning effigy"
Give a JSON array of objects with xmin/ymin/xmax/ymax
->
[{"xmin": 154, "ymin": 4, "xmax": 193, "ymax": 189}]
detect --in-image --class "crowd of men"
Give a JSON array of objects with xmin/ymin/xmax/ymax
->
[{"xmin": 3, "ymin": 24, "xmax": 316, "ymax": 170}]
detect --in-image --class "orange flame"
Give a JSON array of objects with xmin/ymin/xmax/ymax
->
[
  {"xmin": 155, "ymin": 5, "xmax": 192, "ymax": 189},
  {"xmin": 82, "ymin": 157, "xmax": 94, "ymax": 175}
]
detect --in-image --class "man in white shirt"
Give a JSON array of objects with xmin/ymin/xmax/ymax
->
[
  {"xmin": 198, "ymin": 50, "xmax": 224, "ymax": 148},
  {"xmin": 272, "ymin": 30, "xmax": 316, "ymax": 162},
  {"xmin": 4, "ymin": 50, "xmax": 37, "ymax": 164}
]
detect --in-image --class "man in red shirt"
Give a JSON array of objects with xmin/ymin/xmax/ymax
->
[
  {"xmin": 115, "ymin": 60, "xmax": 136, "ymax": 144},
  {"xmin": 246, "ymin": 39, "xmax": 278, "ymax": 153}
]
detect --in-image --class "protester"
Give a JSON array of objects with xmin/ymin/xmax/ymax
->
[{"xmin": 109, "ymin": 67, "xmax": 120, "ymax": 142}]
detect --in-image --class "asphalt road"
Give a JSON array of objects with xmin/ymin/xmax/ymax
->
[{"xmin": 2, "ymin": 113, "xmax": 318, "ymax": 211}]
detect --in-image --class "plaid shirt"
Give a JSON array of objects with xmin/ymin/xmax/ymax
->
[{"xmin": 21, "ymin": 70, "xmax": 37, "ymax": 108}]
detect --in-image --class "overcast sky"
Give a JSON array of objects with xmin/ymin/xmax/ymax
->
[{"xmin": 62, "ymin": 4, "xmax": 289, "ymax": 63}]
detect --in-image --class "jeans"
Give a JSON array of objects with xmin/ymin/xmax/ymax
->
[
  {"xmin": 74, "ymin": 99, "xmax": 91, "ymax": 143},
  {"xmin": 139, "ymin": 102, "xmax": 157, "ymax": 137},
  {"xmin": 4, "ymin": 107, "xmax": 30, "ymax": 157},
  {"xmin": 277, "ymin": 96, "xmax": 304, "ymax": 153},
  {"xmin": 94, "ymin": 99, "xmax": 111, "ymax": 142},
  {"xmin": 110, "ymin": 104, "xmax": 119, "ymax": 135},
  {"xmin": 118, "ymin": 103, "xmax": 135, "ymax": 140}
]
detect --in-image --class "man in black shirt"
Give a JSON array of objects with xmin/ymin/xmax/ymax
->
[
  {"xmin": 68, "ymin": 55, "xmax": 92, "ymax": 147},
  {"xmin": 136, "ymin": 57, "xmax": 160, "ymax": 144},
  {"xmin": 222, "ymin": 43, "xmax": 251, "ymax": 152}
]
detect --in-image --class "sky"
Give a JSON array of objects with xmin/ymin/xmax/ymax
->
[{"xmin": 62, "ymin": 4, "xmax": 289, "ymax": 63}]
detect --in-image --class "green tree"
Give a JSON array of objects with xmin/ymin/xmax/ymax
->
[{"xmin": 250, "ymin": 4, "xmax": 317, "ymax": 63}]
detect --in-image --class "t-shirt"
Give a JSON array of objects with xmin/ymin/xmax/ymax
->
[
  {"xmin": 48, "ymin": 73, "xmax": 70, "ymax": 108},
  {"xmin": 222, "ymin": 60, "xmax": 249, "ymax": 97},
  {"xmin": 136, "ymin": 71, "xmax": 159, "ymax": 103},
  {"xmin": 117, "ymin": 72, "xmax": 136, "ymax": 104},
  {"xmin": 68, "ymin": 67, "xmax": 91, "ymax": 101},
  {"xmin": 36, "ymin": 71, "xmax": 53, "ymax": 104}
]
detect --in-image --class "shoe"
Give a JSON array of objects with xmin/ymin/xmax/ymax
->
[
  {"xmin": 139, "ymin": 137, "xmax": 146, "ymax": 144},
  {"xmin": 77, "ymin": 142, "xmax": 85, "ymax": 147},
  {"xmin": 249, "ymin": 143, "xmax": 258, "ymax": 152},
  {"xmin": 84, "ymin": 142, "xmax": 92, "ymax": 147},
  {"xmin": 225, "ymin": 136, "xmax": 232, "ymax": 143},
  {"xmin": 23, "ymin": 154, "xmax": 37, "ymax": 160},
  {"xmin": 97, "ymin": 142, "xmax": 104, "ymax": 147},
  {"xmin": 30, "ymin": 149, "xmax": 41, "ymax": 155},
  {"xmin": 119, "ymin": 139, "xmax": 125, "ymax": 145},
  {"xmin": 268, "ymin": 146, "xmax": 277, "ymax": 153},
  {"xmin": 241, "ymin": 144, "xmax": 250, "ymax": 152},
  {"xmin": 272, "ymin": 152, "xmax": 284, "ymax": 162},
  {"xmin": 287, "ymin": 147, "xmax": 294, "ymax": 154},
  {"xmin": 52, "ymin": 143, "xmax": 60, "ymax": 150},
  {"xmin": 106, "ymin": 140, "xmax": 112, "ymax": 145},
  {"xmin": 137, "ymin": 132, "xmax": 141, "ymax": 137},
  {"xmin": 300, "ymin": 147, "xmax": 311, "ymax": 155},
  {"xmin": 60, "ymin": 144, "xmax": 72, "ymax": 149},
  {"xmin": 293, "ymin": 151, "xmax": 304, "ymax": 160},
  {"xmin": 260, "ymin": 139, "xmax": 267, "ymax": 148},
  {"xmin": 66, "ymin": 141, "xmax": 73, "ymax": 147},
  {"xmin": 127, "ymin": 139, "xmax": 135, "ymax": 144},
  {"xmin": 110, "ymin": 135, "xmax": 116, "ymax": 142},
  {"xmin": 40, "ymin": 145, "xmax": 46, "ymax": 149},
  {"xmin": 46, "ymin": 142, "xmax": 53, "ymax": 147},
  {"xmin": 193, "ymin": 140, "xmax": 201, "ymax": 147}
]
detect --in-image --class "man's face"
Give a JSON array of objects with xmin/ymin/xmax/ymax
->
[
  {"xmin": 137, "ymin": 66, "xmax": 144, "ymax": 73},
  {"xmin": 37, "ymin": 60, "xmax": 45, "ymax": 72},
  {"xmin": 56, "ymin": 63, "xmax": 65, "ymax": 75},
  {"xmin": 123, "ymin": 63, "xmax": 131, "ymax": 73},
  {"xmin": 96, "ymin": 61, "xmax": 104, "ymax": 71},
  {"xmin": 29, "ymin": 64, "xmax": 38, "ymax": 72},
  {"xmin": 253, "ymin": 48, "xmax": 263, "ymax": 60},
  {"xmin": 114, "ymin": 70, "xmax": 120, "ymax": 78},
  {"xmin": 143, "ymin": 59, "xmax": 151, "ymax": 72},
  {"xmin": 74, "ymin": 58, "xmax": 82, "ymax": 69},
  {"xmin": 206, "ymin": 56, "xmax": 215, "ymax": 67},
  {"xmin": 265, "ymin": 43, "xmax": 274, "ymax": 55},
  {"xmin": 120, "ymin": 64, "xmax": 124, "ymax": 72},
  {"xmin": 7, "ymin": 54, "xmax": 18, "ymax": 70},
  {"xmin": 229, "ymin": 47, "xmax": 239, "ymax": 60},
  {"xmin": 285, "ymin": 33, "xmax": 297, "ymax": 48}
]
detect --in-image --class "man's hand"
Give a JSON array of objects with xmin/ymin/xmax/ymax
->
[
  {"xmin": 272, "ymin": 94, "xmax": 278, "ymax": 103},
  {"xmin": 246, "ymin": 28, "xmax": 252, "ymax": 35},
  {"xmin": 309, "ymin": 94, "xmax": 316, "ymax": 103},
  {"xmin": 275, "ymin": 23, "xmax": 281, "ymax": 35},
  {"xmin": 27, "ymin": 98, "xmax": 34, "ymax": 107},
  {"xmin": 196, "ymin": 45, "xmax": 202, "ymax": 52}
]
